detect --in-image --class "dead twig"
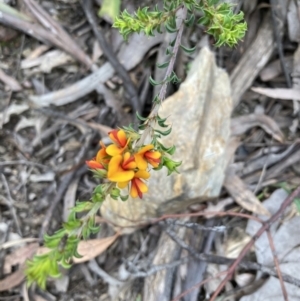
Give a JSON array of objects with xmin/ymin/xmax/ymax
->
[
  {"xmin": 1, "ymin": 174, "xmax": 22, "ymax": 236},
  {"xmin": 266, "ymin": 229, "xmax": 289, "ymax": 301},
  {"xmin": 209, "ymin": 185, "xmax": 300, "ymax": 301},
  {"xmin": 270, "ymin": 0, "xmax": 292, "ymax": 87},
  {"xmin": 164, "ymin": 219, "xmax": 226, "ymax": 232},
  {"xmin": 0, "ymin": 160, "xmax": 49, "ymax": 169},
  {"xmin": 81, "ymin": 0, "xmax": 141, "ymax": 113}
]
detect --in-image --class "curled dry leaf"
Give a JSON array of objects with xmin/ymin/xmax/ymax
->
[
  {"xmin": 231, "ymin": 114, "xmax": 284, "ymax": 143},
  {"xmin": 224, "ymin": 170, "xmax": 270, "ymax": 216}
]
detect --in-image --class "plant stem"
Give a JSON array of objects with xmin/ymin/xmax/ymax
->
[{"xmin": 136, "ymin": 5, "xmax": 187, "ymax": 147}]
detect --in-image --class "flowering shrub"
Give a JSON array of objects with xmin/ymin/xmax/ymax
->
[{"xmin": 26, "ymin": 0, "xmax": 246, "ymax": 289}]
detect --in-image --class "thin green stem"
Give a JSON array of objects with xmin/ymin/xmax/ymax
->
[{"xmin": 136, "ymin": 5, "xmax": 187, "ymax": 148}]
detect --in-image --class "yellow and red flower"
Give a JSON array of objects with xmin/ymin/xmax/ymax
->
[
  {"xmin": 118, "ymin": 170, "xmax": 150, "ymax": 198},
  {"xmin": 106, "ymin": 129, "xmax": 130, "ymax": 156},
  {"xmin": 107, "ymin": 152, "xmax": 136, "ymax": 183},
  {"xmin": 95, "ymin": 141, "xmax": 110, "ymax": 165},
  {"xmin": 134, "ymin": 144, "xmax": 161, "ymax": 170},
  {"xmin": 86, "ymin": 159, "xmax": 105, "ymax": 170}
]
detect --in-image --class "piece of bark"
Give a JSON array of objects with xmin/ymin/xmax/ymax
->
[
  {"xmin": 101, "ymin": 47, "xmax": 232, "ymax": 229},
  {"xmin": 230, "ymin": 13, "xmax": 275, "ymax": 106}
]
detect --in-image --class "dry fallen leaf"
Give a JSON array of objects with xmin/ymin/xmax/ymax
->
[
  {"xmin": 259, "ymin": 56, "xmax": 293, "ymax": 82},
  {"xmin": 4, "ymin": 243, "xmax": 39, "ymax": 274},
  {"xmin": 231, "ymin": 113, "xmax": 284, "ymax": 143},
  {"xmin": 37, "ymin": 233, "xmax": 119, "ymax": 264},
  {"xmin": 74, "ymin": 233, "xmax": 119, "ymax": 263},
  {"xmin": 224, "ymin": 170, "xmax": 270, "ymax": 216},
  {"xmin": 0, "ymin": 268, "xmax": 26, "ymax": 292},
  {"xmin": 252, "ymin": 86, "xmax": 300, "ymax": 100}
]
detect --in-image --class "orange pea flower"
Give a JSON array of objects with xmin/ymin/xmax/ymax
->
[
  {"xmin": 118, "ymin": 170, "xmax": 150, "ymax": 198},
  {"xmin": 95, "ymin": 141, "xmax": 110, "ymax": 165},
  {"xmin": 106, "ymin": 129, "xmax": 130, "ymax": 156},
  {"xmin": 86, "ymin": 159, "xmax": 105, "ymax": 170},
  {"xmin": 107, "ymin": 152, "xmax": 136, "ymax": 183},
  {"xmin": 134, "ymin": 144, "xmax": 161, "ymax": 170}
]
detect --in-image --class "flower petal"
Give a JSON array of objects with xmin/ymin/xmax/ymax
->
[
  {"xmin": 130, "ymin": 178, "xmax": 148, "ymax": 198},
  {"xmin": 106, "ymin": 144, "xmax": 124, "ymax": 156},
  {"xmin": 109, "ymin": 129, "xmax": 128, "ymax": 147},
  {"xmin": 135, "ymin": 170, "xmax": 150, "ymax": 179},
  {"xmin": 145, "ymin": 150, "xmax": 161, "ymax": 160},
  {"xmin": 135, "ymin": 178, "xmax": 148, "ymax": 193},
  {"xmin": 130, "ymin": 181, "xmax": 138, "ymax": 198},
  {"xmin": 117, "ymin": 130, "xmax": 127, "ymax": 147},
  {"xmin": 86, "ymin": 160, "xmax": 104, "ymax": 169},
  {"xmin": 107, "ymin": 155, "xmax": 134, "ymax": 182},
  {"xmin": 138, "ymin": 144, "xmax": 154, "ymax": 155},
  {"xmin": 118, "ymin": 181, "xmax": 129, "ymax": 189},
  {"xmin": 134, "ymin": 153, "xmax": 148, "ymax": 170},
  {"xmin": 121, "ymin": 152, "xmax": 136, "ymax": 170}
]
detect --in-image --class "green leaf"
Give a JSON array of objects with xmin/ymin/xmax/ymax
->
[
  {"xmin": 184, "ymin": 13, "xmax": 195, "ymax": 27},
  {"xmin": 155, "ymin": 127, "xmax": 172, "ymax": 136},
  {"xmin": 149, "ymin": 75, "xmax": 163, "ymax": 86},
  {"xmin": 138, "ymin": 124, "xmax": 146, "ymax": 130},
  {"xmin": 136, "ymin": 111, "xmax": 148, "ymax": 121},
  {"xmin": 180, "ymin": 44, "xmax": 196, "ymax": 54},
  {"xmin": 111, "ymin": 188, "xmax": 121, "ymax": 198},
  {"xmin": 98, "ymin": 0, "xmax": 121, "ymax": 22},
  {"xmin": 165, "ymin": 22, "xmax": 178, "ymax": 33},
  {"xmin": 156, "ymin": 61, "xmax": 170, "ymax": 69},
  {"xmin": 158, "ymin": 121, "xmax": 169, "ymax": 128},
  {"xmin": 166, "ymin": 47, "xmax": 172, "ymax": 55},
  {"xmin": 165, "ymin": 145, "xmax": 176, "ymax": 155},
  {"xmin": 120, "ymin": 195, "xmax": 129, "ymax": 201}
]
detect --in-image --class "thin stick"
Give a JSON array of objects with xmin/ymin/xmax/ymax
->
[
  {"xmin": 1, "ymin": 174, "xmax": 22, "ymax": 236},
  {"xmin": 266, "ymin": 229, "xmax": 289, "ymax": 301},
  {"xmin": 136, "ymin": 5, "xmax": 187, "ymax": 147}
]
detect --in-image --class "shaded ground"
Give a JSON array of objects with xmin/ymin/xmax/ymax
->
[{"xmin": 1, "ymin": 0, "xmax": 300, "ymax": 300}]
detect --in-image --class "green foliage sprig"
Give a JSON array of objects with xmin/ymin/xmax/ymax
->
[
  {"xmin": 114, "ymin": 0, "xmax": 247, "ymax": 47},
  {"xmin": 25, "ymin": 0, "xmax": 246, "ymax": 289}
]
